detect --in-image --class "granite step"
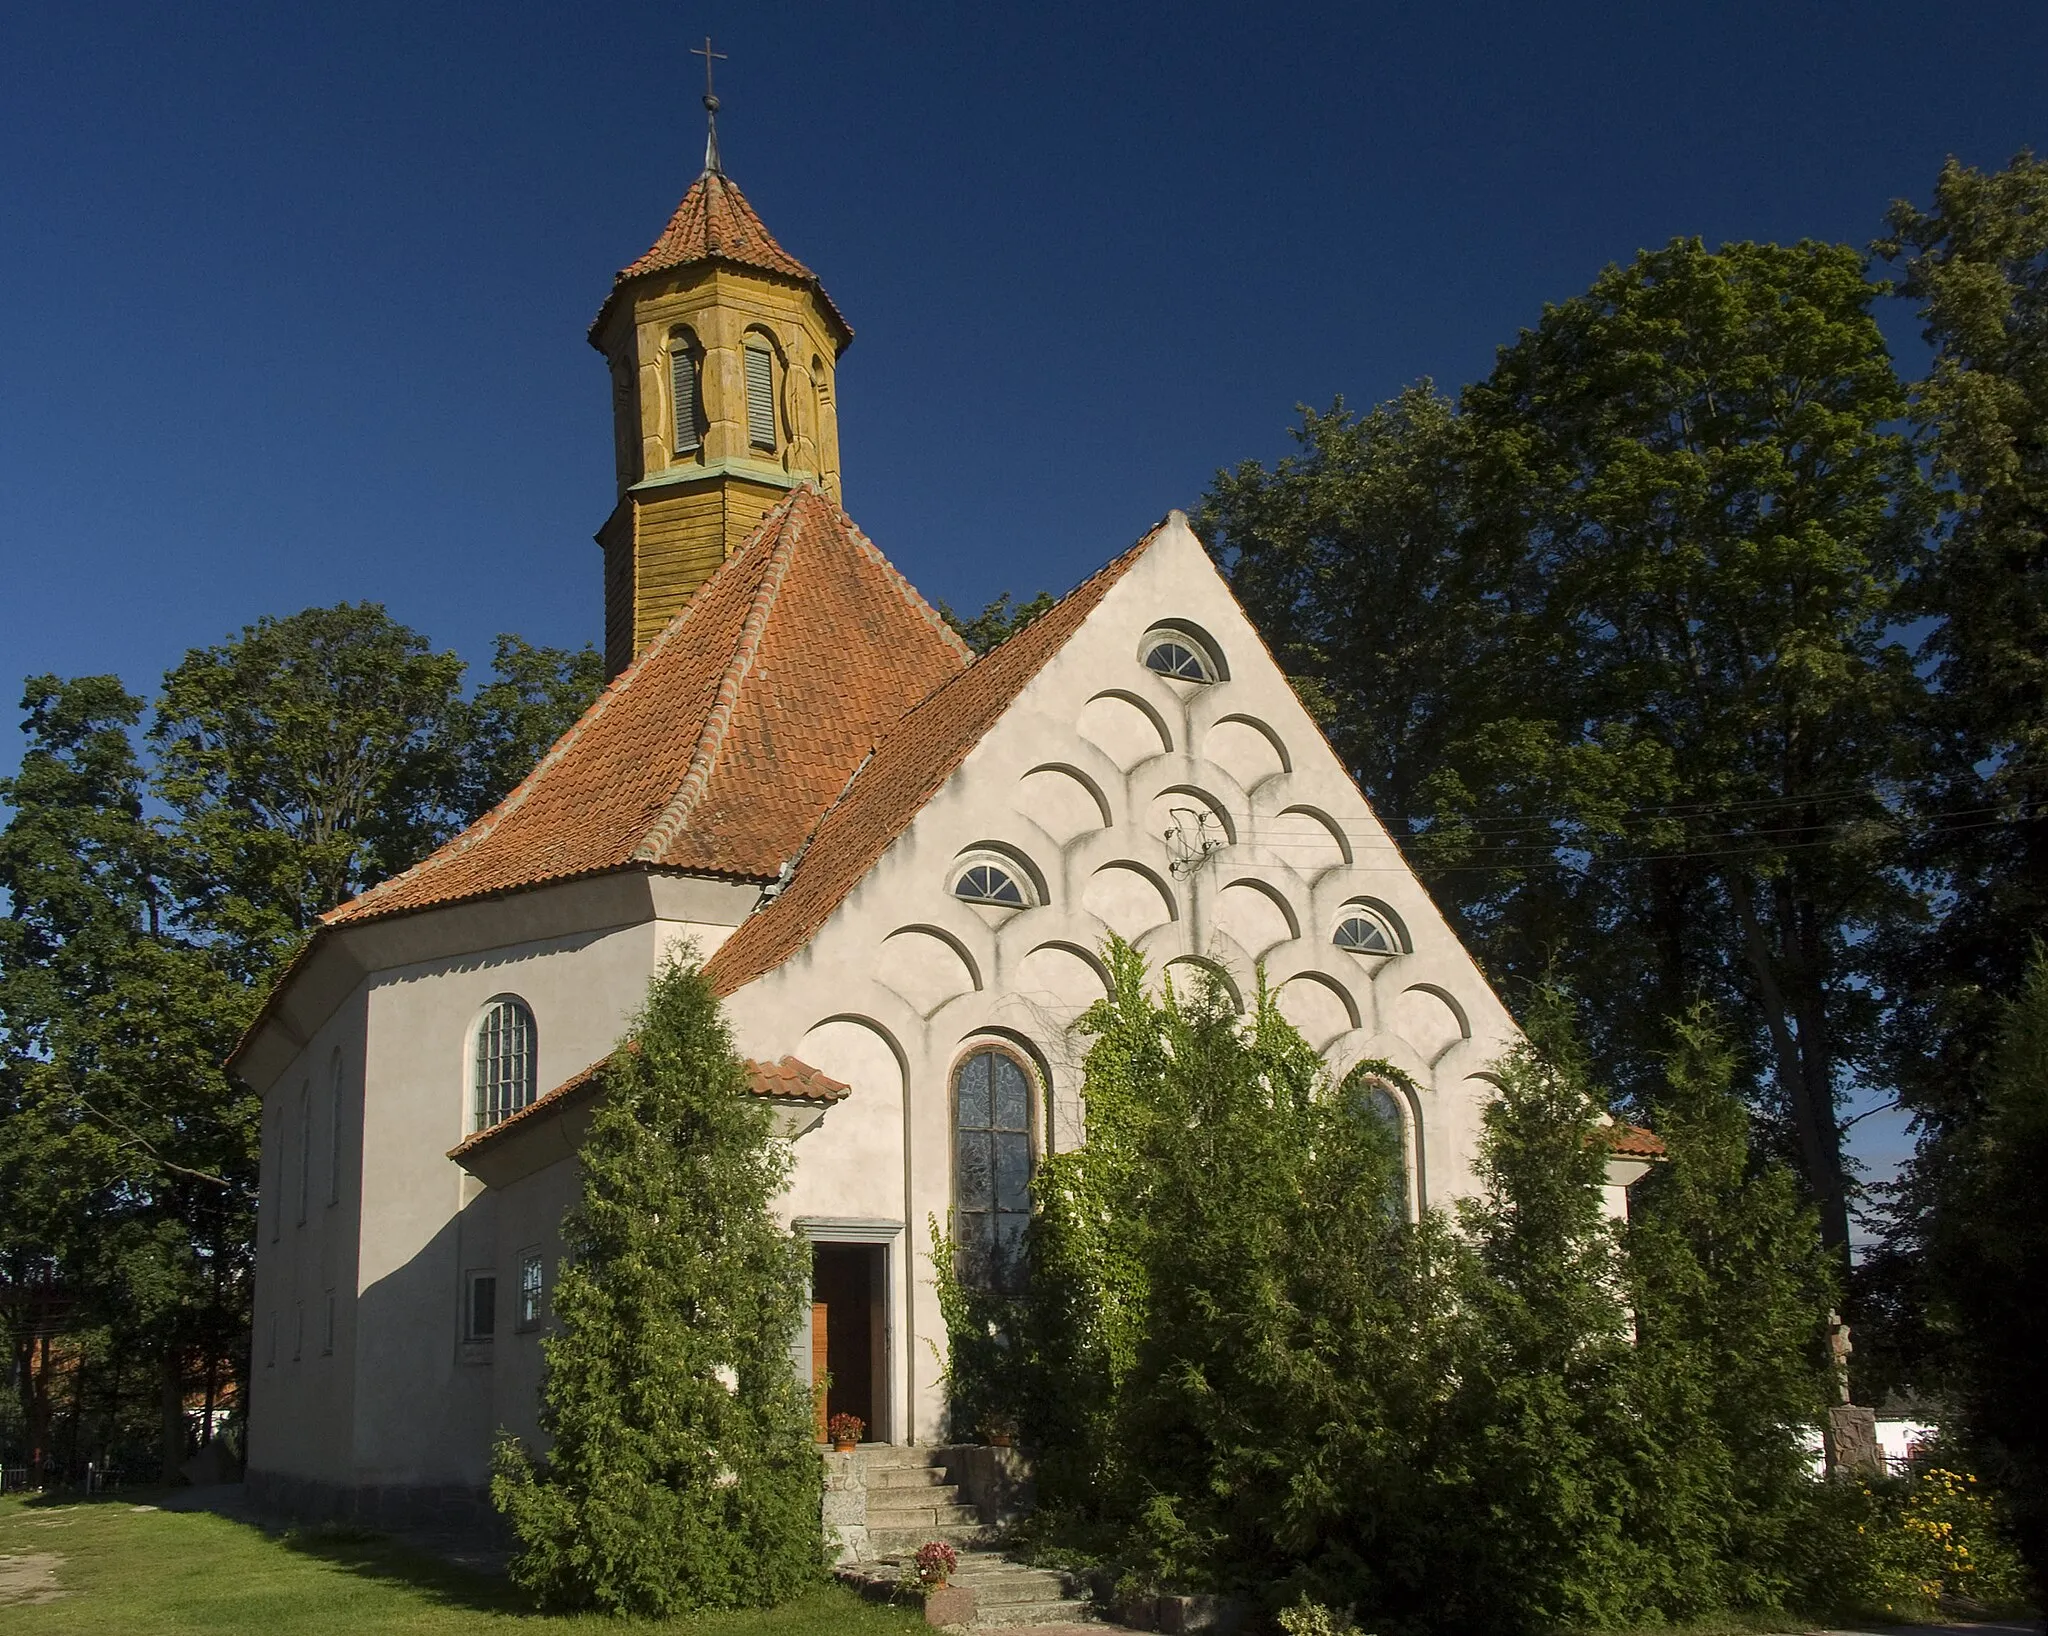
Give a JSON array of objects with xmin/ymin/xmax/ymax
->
[
  {"xmin": 973, "ymin": 1597, "xmax": 1096, "ymax": 1627},
  {"xmin": 865, "ymin": 1464, "xmax": 955, "ymax": 1490},
  {"xmin": 866, "ymin": 1522, "xmax": 1002, "ymax": 1555},
  {"xmin": 865, "ymin": 1498, "xmax": 980, "ymax": 1529}
]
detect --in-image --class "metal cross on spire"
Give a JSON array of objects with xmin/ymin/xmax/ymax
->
[{"xmin": 691, "ymin": 36, "xmax": 727, "ymax": 175}]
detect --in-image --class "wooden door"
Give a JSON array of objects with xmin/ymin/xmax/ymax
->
[{"xmin": 811, "ymin": 1300, "xmax": 829, "ymax": 1442}]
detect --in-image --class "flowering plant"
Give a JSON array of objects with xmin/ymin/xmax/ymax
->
[
  {"xmin": 825, "ymin": 1412, "xmax": 865, "ymax": 1446},
  {"xmin": 914, "ymin": 1539, "xmax": 958, "ymax": 1587}
]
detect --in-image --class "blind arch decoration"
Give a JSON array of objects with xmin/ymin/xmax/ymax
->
[
  {"xmin": 473, "ymin": 997, "xmax": 538, "ymax": 1131},
  {"xmin": 953, "ymin": 1048, "xmax": 1034, "ymax": 1291}
]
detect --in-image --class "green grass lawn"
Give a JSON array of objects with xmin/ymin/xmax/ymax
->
[{"xmin": 0, "ymin": 1493, "xmax": 928, "ymax": 1634}]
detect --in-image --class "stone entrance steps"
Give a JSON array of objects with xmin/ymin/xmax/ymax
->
[
  {"xmin": 857, "ymin": 1445, "xmax": 999, "ymax": 1556},
  {"xmin": 949, "ymin": 1548, "xmax": 1094, "ymax": 1627},
  {"xmin": 834, "ymin": 1446, "xmax": 1095, "ymax": 1627}
]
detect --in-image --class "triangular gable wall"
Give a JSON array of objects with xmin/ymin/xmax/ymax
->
[{"xmin": 716, "ymin": 512, "xmax": 1521, "ymax": 1217}]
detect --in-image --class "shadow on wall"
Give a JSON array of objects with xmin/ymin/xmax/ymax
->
[{"xmin": 249, "ymin": 1205, "xmax": 500, "ymax": 1538}]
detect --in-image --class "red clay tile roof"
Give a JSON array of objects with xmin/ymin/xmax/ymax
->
[
  {"xmin": 592, "ymin": 169, "xmax": 851, "ymax": 345},
  {"xmin": 1604, "ymin": 1122, "xmax": 1667, "ymax": 1159},
  {"xmin": 446, "ymin": 1050, "xmax": 850, "ymax": 1164},
  {"xmin": 326, "ymin": 485, "xmax": 970, "ymax": 929},
  {"xmin": 702, "ymin": 519, "xmax": 1170, "ymax": 998}
]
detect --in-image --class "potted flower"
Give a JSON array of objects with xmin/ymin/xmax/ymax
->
[
  {"xmin": 982, "ymin": 1412, "xmax": 1017, "ymax": 1449},
  {"xmin": 826, "ymin": 1412, "xmax": 865, "ymax": 1452},
  {"xmin": 914, "ymin": 1539, "xmax": 958, "ymax": 1590}
]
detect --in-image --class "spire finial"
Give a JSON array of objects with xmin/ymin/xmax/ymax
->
[{"xmin": 691, "ymin": 36, "xmax": 728, "ymax": 175}]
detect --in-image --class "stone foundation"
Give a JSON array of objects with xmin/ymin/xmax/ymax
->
[
  {"xmin": 932, "ymin": 1443, "xmax": 1034, "ymax": 1524},
  {"xmin": 245, "ymin": 1468, "xmax": 499, "ymax": 1538}
]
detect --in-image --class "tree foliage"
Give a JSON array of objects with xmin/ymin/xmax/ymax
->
[
  {"xmin": 1914, "ymin": 948, "xmax": 2048, "ymax": 1590},
  {"xmin": 1624, "ymin": 1006, "xmax": 1837, "ymax": 1613},
  {"xmin": 937, "ymin": 590, "xmax": 1056, "ymax": 657},
  {"xmin": 1205, "ymin": 239, "xmax": 1930, "ymax": 1268},
  {"xmin": 966, "ymin": 943, "xmax": 1834, "ymax": 1633},
  {"xmin": 0, "ymin": 676, "xmax": 257, "ymax": 1478},
  {"xmin": 0, "ymin": 613, "xmax": 598, "ymax": 1480},
  {"xmin": 492, "ymin": 953, "xmax": 821, "ymax": 1614}
]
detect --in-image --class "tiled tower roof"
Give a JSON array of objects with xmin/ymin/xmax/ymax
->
[{"xmin": 591, "ymin": 169, "xmax": 851, "ymax": 344}]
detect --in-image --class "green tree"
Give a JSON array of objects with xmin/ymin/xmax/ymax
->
[
  {"xmin": 491, "ymin": 952, "xmax": 821, "ymax": 1614},
  {"xmin": 1434, "ymin": 992, "xmax": 1645, "ymax": 1634},
  {"xmin": 1871, "ymin": 158, "xmax": 2048, "ymax": 1396},
  {"xmin": 1206, "ymin": 241, "xmax": 1926, "ymax": 1261},
  {"xmin": 937, "ymin": 590, "xmax": 1056, "ymax": 657},
  {"xmin": 0, "ymin": 676, "xmax": 258, "ymax": 1480},
  {"xmin": 1198, "ymin": 384, "xmax": 1522, "ymax": 843},
  {"xmin": 1918, "ymin": 948, "xmax": 2048, "ymax": 1589},
  {"xmin": 149, "ymin": 604, "xmax": 467, "ymax": 978},
  {"xmin": 1014, "ymin": 942, "xmax": 1462, "ymax": 1621},
  {"xmin": 449, "ymin": 634, "xmax": 603, "ymax": 825},
  {"xmin": 1623, "ymin": 1006, "xmax": 1835, "ymax": 1613},
  {"xmin": 1460, "ymin": 239, "xmax": 1930, "ymax": 1264}
]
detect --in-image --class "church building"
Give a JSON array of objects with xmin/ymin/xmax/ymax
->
[{"xmin": 230, "ymin": 129, "xmax": 1653, "ymax": 1530}]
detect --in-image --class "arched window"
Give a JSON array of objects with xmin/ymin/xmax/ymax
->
[
  {"xmin": 1141, "ymin": 623, "xmax": 1223, "ymax": 683},
  {"xmin": 954, "ymin": 859, "xmax": 1030, "ymax": 907},
  {"xmin": 954, "ymin": 1048, "xmax": 1033, "ymax": 1291},
  {"xmin": 1356, "ymin": 1081, "xmax": 1411, "ymax": 1218},
  {"xmin": 670, "ymin": 332, "xmax": 702, "ymax": 454},
  {"xmin": 473, "ymin": 998, "xmax": 537, "ymax": 1130},
  {"xmin": 744, "ymin": 338, "xmax": 777, "ymax": 450},
  {"xmin": 1334, "ymin": 907, "xmax": 1398, "ymax": 955}
]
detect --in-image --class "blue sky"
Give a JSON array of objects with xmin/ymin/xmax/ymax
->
[{"xmin": 4, "ymin": 1, "xmax": 2044, "ymax": 1194}]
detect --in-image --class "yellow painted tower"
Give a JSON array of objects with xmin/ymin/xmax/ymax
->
[{"xmin": 589, "ymin": 103, "xmax": 851, "ymax": 675}]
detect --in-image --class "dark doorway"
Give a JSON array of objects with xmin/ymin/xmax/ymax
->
[{"xmin": 811, "ymin": 1243, "xmax": 884, "ymax": 1443}]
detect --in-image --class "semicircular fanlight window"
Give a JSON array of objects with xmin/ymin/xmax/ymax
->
[
  {"xmin": 1333, "ymin": 912, "xmax": 1395, "ymax": 954},
  {"xmin": 955, "ymin": 862, "xmax": 1028, "ymax": 907},
  {"xmin": 1144, "ymin": 638, "xmax": 1214, "ymax": 682}
]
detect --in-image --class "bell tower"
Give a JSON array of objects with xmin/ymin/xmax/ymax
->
[{"xmin": 589, "ymin": 55, "xmax": 851, "ymax": 675}]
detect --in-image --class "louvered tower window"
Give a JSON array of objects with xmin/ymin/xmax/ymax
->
[
  {"xmin": 473, "ymin": 998, "xmax": 537, "ymax": 1130},
  {"xmin": 671, "ymin": 344, "xmax": 701, "ymax": 453},
  {"xmin": 744, "ymin": 341, "xmax": 776, "ymax": 449}
]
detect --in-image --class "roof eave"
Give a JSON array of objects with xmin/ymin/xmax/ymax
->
[{"xmin": 587, "ymin": 258, "xmax": 854, "ymax": 353}]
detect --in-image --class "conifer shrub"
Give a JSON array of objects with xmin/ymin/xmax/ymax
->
[
  {"xmin": 980, "ymin": 945, "xmax": 1851, "ymax": 1635},
  {"xmin": 1622, "ymin": 1005, "xmax": 1836, "ymax": 1614},
  {"xmin": 490, "ymin": 952, "xmax": 822, "ymax": 1614}
]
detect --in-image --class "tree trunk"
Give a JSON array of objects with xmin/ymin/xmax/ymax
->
[
  {"xmin": 159, "ymin": 1342, "xmax": 187, "ymax": 1484},
  {"xmin": 1725, "ymin": 867, "xmax": 1852, "ymax": 1261},
  {"xmin": 26, "ymin": 1332, "xmax": 55, "ymax": 1477}
]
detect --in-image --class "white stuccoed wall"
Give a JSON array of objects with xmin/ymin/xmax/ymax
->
[
  {"xmin": 720, "ymin": 515, "xmax": 1525, "ymax": 1443},
  {"xmin": 245, "ymin": 872, "xmax": 757, "ymax": 1495}
]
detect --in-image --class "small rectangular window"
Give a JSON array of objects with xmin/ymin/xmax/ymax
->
[
  {"xmin": 671, "ymin": 348, "xmax": 701, "ymax": 453},
  {"xmin": 517, "ymin": 1251, "xmax": 544, "ymax": 1330},
  {"xmin": 322, "ymin": 1291, "xmax": 336, "ymax": 1356},
  {"xmin": 293, "ymin": 1301, "xmax": 304, "ymax": 1362},
  {"xmin": 466, "ymin": 1272, "xmax": 497, "ymax": 1342},
  {"xmin": 744, "ymin": 344, "xmax": 775, "ymax": 449}
]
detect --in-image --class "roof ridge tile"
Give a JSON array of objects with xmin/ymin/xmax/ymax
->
[
  {"xmin": 701, "ymin": 517, "xmax": 1172, "ymax": 996},
  {"xmin": 632, "ymin": 493, "xmax": 810, "ymax": 861}
]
